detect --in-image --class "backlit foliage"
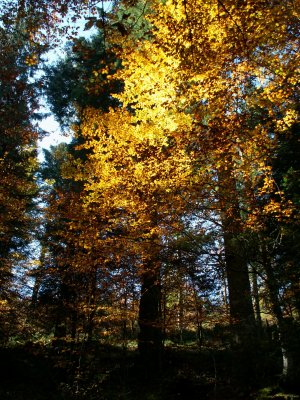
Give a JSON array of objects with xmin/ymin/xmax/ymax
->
[
  {"xmin": 67, "ymin": 0, "xmax": 300, "ymax": 354},
  {"xmin": 108, "ymin": 0, "xmax": 300, "ymax": 227}
]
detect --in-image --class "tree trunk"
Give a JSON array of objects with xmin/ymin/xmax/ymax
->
[
  {"xmin": 219, "ymin": 169, "xmax": 256, "ymax": 342},
  {"xmin": 138, "ymin": 264, "xmax": 163, "ymax": 374},
  {"xmin": 261, "ymin": 241, "xmax": 296, "ymax": 384},
  {"xmin": 217, "ymin": 168, "xmax": 259, "ymax": 384},
  {"xmin": 87, "ymin": 269, "xmax": 97, "ymax": 342},
  {"xmin": 251, "ymin": 266, "xmax": 263, "ymax": 331},
  {"xmin": 193, "ymin": 285, "xmax": 204, "ymax": 349},
  {"xmin": 178, "ymin": 276, "xmax": 184, "ymax": 344},
  {"xmin": 223, "ymin": 230, "xmax": 255, "ymax": 339}
]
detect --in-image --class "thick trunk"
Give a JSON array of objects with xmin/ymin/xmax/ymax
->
[
  {"xmin": 138, "ymin": 266, "xmax": 163, "ymax": 373},
  {"xmin": 223, "ymin": 230, "xmax": 255, "ymax": 337},
  {"xmin": 217, "ymin": 168, "xmax": 262, "ymax": 384},
  {"xmin": 137, "ymin": 214, "xmax": 163, "ymax": 373},
  {"xmin": 219, "ymin": 169, "xmax": 255, "ymax": 342},
  {"xmin": 70, "ymin": 309, "xmax": 77, "ymax": 340},
  {"xmin": 223, "ymin": 227, "xmax": 258, "ymax": 383}
]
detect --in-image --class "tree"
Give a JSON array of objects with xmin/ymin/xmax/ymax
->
[
  {"xmin": 44, "ymin": 33, "xmax": 122, "ymax": 128},
  {"xmin": 81, "ymin": 0, "xmax": 300, "ymax": 375},
  {"xmin": 36, "ymin": 30, "xmax": 128, "ymax": 342},
  {"xmin": 78, "ymin": 105, "xmax": 193, "ymax": 370},
  {"xmin": 0, "ymin": 21, "xmax": 40, "ymax": 342},
  {"xmin": 252, "ymin": 118, "xmax": 300, "ymax": 384}
]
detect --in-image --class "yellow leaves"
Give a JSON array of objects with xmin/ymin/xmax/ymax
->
[
  {"xmin": 78, "ymin": 101, "xmax": 193, "ymax": 247},
  {"xmin": 93, "ymin": 67, "xmax": 109, "ymax": 77},
  {"xmin": 262, "ymin": 198, "xmax": 295, "ymax": 222},
  {"xmin": 245, "ymin": 196, "xmax": 296, "ymax": 231},
  {"xmin": 115, "ymin": 41, "xmax": 192, "ymax": 133},
  {"xmin": 277, "ymin": 109, "xmax": 299, "ymax": 133},
  {"xmin": 25, "ymin": 54, "xmax": 38, "ymax": 66},
  {"xmin": 68, "ymin": 0, "xmax": 300, "ymax": 267}
]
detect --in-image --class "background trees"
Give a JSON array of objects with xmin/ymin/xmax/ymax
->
[{"xmin": 0, "ymin": 16, "xmax": 40, "ymax": 343}]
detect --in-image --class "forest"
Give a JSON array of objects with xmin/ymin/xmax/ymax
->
[{"xmin": 0, "ymin": 0, "xmax": 300, "ymax": 399}]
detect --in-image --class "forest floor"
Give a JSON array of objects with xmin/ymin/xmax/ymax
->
[{"xmin": 0, "ymin": 341, "xmax": 299, "ymax": 400}]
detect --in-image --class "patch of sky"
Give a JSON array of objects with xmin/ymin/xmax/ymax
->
[{"xmin": 37, "ymin": 1, "xmax": 113, "ymax": 160}]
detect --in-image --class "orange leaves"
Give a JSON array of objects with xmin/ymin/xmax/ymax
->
[
  {"xmin": 64, "ymin": 0, "xmax": 300, "ymax": 276},
  {"xmin": 149, "ymin": 1, "xmax": 300, "ymax": 232},
  {"xmin": 82, "ymin": 108, "xmax": 188, "ymax": 202},
  {"xmin": 76, "ymin": 97, "xmax": 194, "ymax": 258}
]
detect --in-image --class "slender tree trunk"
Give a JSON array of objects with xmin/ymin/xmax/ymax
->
[
  {"xmin": 31, "ymin": 247, "xmax": 47, "ymax": 307},
  {"xmin": 178, "ymin": 277, "xmax": 184, "ymax": 344},
  {"xmin": 221, "ymin": 260, "xmax": 230, "ymax": 316},
  {"xmin": 261, "ymin": 241, "xmax": 295, "ymax": 383},
  {"xmin": 31, "ymin": 272, "xmax": 42, "ymax": 307},
  {"xmin": 251, "ymin": 267, "xmax": 263, "ymax": 333},
  {"xmin": 71, "ymin": 309, "xmax": 78, "ymax": 340},
  {"xmin": 193, "ymin": 285, "xmax": 204, "ymax": 349},
  {"xmin": 87, "ymin": 269, "xmax": 97, "ymax": 342}
]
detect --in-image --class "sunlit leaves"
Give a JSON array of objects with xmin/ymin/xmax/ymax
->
[{"xmin": 80, "ymin": 107, "xmax": 191, "ymax": 237}]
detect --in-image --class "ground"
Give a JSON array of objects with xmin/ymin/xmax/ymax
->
[{"xmin": 0, "ymin": 341, "xmax": 299, "ymax": 400}]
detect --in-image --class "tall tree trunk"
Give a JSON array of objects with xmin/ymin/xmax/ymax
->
[
  {"xmin": 219, "ymin": 169, "xmax": 256, "ymax": 342},
  {"xmin": 223, "ymin": 230, "xmax": 255, "ymax": 340},
  {"xmin": 218, "ymin": 168, "xmax": 258, "ymax": 384},
  {"xmin": 138, "ymin": 257, "xmax": 163, "ymax": 374}
]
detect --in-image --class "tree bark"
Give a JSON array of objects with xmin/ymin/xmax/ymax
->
[
  {"xmin": 218, "ymin": 169, "xmax": 256, "ymax": 342},
  {"xmin": 138, "ymin": 262, "xmax": 163, "ymax": 374},
  {"xmin": 223, "ymin": 232, "xmax": 256, "ymax": 345}
]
